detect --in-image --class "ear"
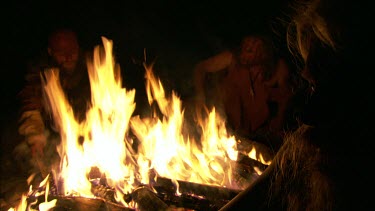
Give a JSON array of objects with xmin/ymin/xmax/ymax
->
[{"xmin": 48, "ymin": 47, "xmax": 52, "ymax": 56}]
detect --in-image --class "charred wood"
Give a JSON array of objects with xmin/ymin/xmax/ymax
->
[
  {"xmin": 152, "ymin": 177, "xmax": 241, "ymax": 211},
  {"xmin": 27, "ymin": 195, "xmax": 133, "ymax": 211},
  {"xmin": 130, "ymin": 186, "xmax": 169, "ymax": 211}
]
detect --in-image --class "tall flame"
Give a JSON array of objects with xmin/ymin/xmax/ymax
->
[{"xmin": 43, "ymin": 37, "xmax": 137, "ymax": 204}]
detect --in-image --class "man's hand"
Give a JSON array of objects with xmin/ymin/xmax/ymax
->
[{"xmin": 18, "ymin": 110, "xmax": 47, "ymax": 157}]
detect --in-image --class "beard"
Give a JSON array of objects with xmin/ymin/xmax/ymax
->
[{"xmin": 60, "ymin": 62, "xmax": 77, "ymax": 75}]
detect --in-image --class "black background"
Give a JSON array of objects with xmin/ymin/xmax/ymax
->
[
  {"xmin": 2, "ymin": 2, "xmax": 374, "ymax": 209},
  {"xmin": 3, "ymin": 0, "xmax": 292, "ymax": 100},
  {"xmin": 1, "ymin": 0, "xmax": 292, "ymax": 156}
]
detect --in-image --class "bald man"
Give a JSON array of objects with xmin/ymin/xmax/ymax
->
[
  {"xmin": 47, "ymin": 29, "xmax": 80, "ymax": 75},
  {"xmin": 16, "ymin": 28, "xmax": 91, "ymax": 176}
]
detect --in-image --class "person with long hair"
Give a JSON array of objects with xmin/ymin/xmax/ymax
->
[{"xmin": 219, "ymin": 0, "xmax": 373, "ymax": 210}]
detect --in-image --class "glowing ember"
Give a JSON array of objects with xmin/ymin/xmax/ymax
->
[
  {"xmin": 9, "ymin": 37, "xmax": 271, "ymax": 210},
  {"xmin": 248, "ymin": 147, "xmax": 272, "ymax": 166}
]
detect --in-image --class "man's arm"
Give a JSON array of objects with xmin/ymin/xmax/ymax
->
[
  {"xmin": 17, "ymin": 62, "xmax": 47, "ymax": 157},
  {"xmin": 193, "ymin": 51, "xmax": 233, "ymax": 97},
  {"xmin": 193, "ymin": 51, "xmax": 233, "ymax": 120}
]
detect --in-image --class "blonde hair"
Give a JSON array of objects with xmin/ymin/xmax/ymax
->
[
  {"xmin": 286, "ymin": 0, "xmax": 336, "ymax": 62},
  {"xmin": 270, "ymin": 1, "xmax": 340, "ymax": 210},
  {"xmin": 272, "ymin": 125, "xmax": 334, "ymax": 211}
]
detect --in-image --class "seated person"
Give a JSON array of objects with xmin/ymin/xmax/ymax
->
[
  {"xmin": 193, "ymin": 34, "xmax": 295, "ymax": 151},
  {"xmin": 16, "ymin": 27, "xmax": 91, "ymax": 177}
]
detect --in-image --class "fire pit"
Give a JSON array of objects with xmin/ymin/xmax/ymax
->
[
  {"xmin": 8, "ymin": 37, "xmax": 273, "ymax": 211},
  {"xmin": 24, "ymin": 173, "xmax": 250, "ymax": 211},
  {"xmin": 23, "ymin": 155, "xmax": 267, "ymax": 211}
]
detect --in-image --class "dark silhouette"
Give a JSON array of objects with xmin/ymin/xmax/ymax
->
[{"xmin": 220, "ymin": 0, "xmax": 373, "ymax": 210}]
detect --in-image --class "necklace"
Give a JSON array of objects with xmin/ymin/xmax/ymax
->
[{"xmin": 249, "ymin": 68, "xmax": 261, "ymax": 98}]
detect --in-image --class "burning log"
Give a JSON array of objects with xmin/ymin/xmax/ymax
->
[
  {"xmin": 151, "ymin": 177, "xmax": 241, "ymax": 211},
  {"xmin": 22, "ymin": 173, "xmax": 131, "ymax": 211},
  {"xmin": 236, "ymin": 154, "xmax": 268, "ymax": 172},
  {"xmin": 236, "ymin": 136, "xmax": 275, "ymax": 164},
  {"xmin": 130, "ymin": 186, "xmax": 169, "ymax": 211},
  {"xmin": 27, "ymin": 195, "xmax": 133, "ymax": 211},
  {"xmin": 19, "ymin": 135, "xmax": 272, "ymax": 211},
  {"xmin": 25, "ymin": 175, "xmax": 239, "ymax": 211}
]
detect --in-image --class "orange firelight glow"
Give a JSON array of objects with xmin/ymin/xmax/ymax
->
[{"xmin": 9, "ymin": 37, "xmax": 271, "ymax": 210}]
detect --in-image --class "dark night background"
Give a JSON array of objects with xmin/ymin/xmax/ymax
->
[
  {"xmin": 1, "ymin": 1, "xmax": 374, "ymax": 209},
  {"xmin": 1, "ymin": 1, "xmax": 292, "ymax": 169}
]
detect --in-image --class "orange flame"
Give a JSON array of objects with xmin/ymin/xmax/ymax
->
[{"xmin": 130, "ymin": 64, "xmax": 239, "ymax": 188}]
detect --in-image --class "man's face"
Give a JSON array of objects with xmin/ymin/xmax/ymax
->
[
  {"xmin": 239, "ymin": 37, "xmax": 266, "ymax": 66},
  {"xmin": 48, "ymin": 32, "xmax": 80, "ymax": 74}
]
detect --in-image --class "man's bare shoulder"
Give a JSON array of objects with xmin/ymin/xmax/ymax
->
[{"xmin": 195, "ymin": 50, "xmax": 234, "ymax": 73}]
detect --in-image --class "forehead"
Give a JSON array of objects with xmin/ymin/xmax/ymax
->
[{"xmin": 49, "ymin": 31, "xmax": 79, "ymax": 51}]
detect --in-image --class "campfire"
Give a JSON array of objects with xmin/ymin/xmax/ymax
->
[{"xmin": 8, "ymin": 37, "xmax": 272, "ymax": 211}]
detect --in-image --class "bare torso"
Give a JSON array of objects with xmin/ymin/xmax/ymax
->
[{"xmin": 220, "ymin": 62, "xmax": 270, "ymax": 135}]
